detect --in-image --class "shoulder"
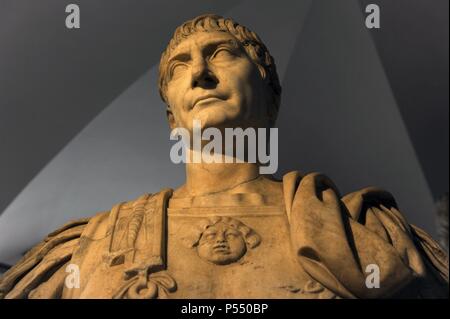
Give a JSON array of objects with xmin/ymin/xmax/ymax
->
[
  {"xmin": 284, "ymin": 171, "xmax": 448, "ymax": 294},
  {"xmin": 0, "ymin": 217, "xmax": 90, "ymax": 298},
  {"xmin": 0, "ymin": 189, "xmax": 173, "ymax": 299},
  {"xmin": 283, "ymin": 171, "xmax": 399, "ymax": 221}
]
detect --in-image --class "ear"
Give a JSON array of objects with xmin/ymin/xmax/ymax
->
[
  {"xmin": 166, "ymin": 107, "xmax": 177, "ymax": 130},
  {"xmin": 255, "ymin": 64, "xmax": 277, "ymax": 126},
  {"xmin": 256, "ymin": 64, "xmax": 267, "ymax": 82}
]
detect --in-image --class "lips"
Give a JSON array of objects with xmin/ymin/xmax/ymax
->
[
  {"xmin": 213, "ymin": 243, "xmax": 230, "ymax": 253},
  {"xmin": 192, "ymin": 94, "xmax": 223, "ymax": 109}
]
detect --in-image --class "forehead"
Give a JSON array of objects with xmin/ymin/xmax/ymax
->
[
  {"xmin": 168, "ymin": 31, "xmax": 238, "ymax": 58},
  {"xmin": 205, "ymin": 222, "xmax": 226, "ymax": 231},
  {"xmin": 204, "ymin": 222, "xmax": 241, "ymax": 233}
]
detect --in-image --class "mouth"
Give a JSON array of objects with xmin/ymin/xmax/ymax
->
[
  {"xmin": 192, "ymin": 94, "xmax": 223, "ymax": 109},
  {"xmin": 212, "ymin": 243, "xmax": 230, "ymax": 253}
]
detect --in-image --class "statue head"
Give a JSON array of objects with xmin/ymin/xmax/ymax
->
[{"xmin": 158, "ymin": 14, "xmax": 281, "ymax": 134}]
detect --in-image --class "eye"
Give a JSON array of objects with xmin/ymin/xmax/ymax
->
[
  {"xmin": 226, "ymin": 231, "xmax": 239, "ymax": 238},
  {"xmin": 203, "ymin": 232, "xmax": 216, "ymax": 241},
  {"xmin": 210, "ymin": 47, "xmax": 235, "ymax": 62},
  {"xmin": 169, "ymin": 62, "xmax": 188, "ymax": 80}
]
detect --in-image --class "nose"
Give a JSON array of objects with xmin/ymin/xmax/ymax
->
[
  {"xmin": 191, "ymin": 58, "xmax": 218, "ymax": 89},
  {"xmin": 215, "ymin": 232, "xmax": 226, "ymax": 243}
]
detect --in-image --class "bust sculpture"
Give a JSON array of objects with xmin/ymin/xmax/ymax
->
[{"xmin": 0, "ymin": 14, "xmax": 448, "ymax": 299}]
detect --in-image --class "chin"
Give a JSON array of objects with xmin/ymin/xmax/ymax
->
[{"xmin": 192, "ymin": 108, "xmax": 241, "ymax": 130}]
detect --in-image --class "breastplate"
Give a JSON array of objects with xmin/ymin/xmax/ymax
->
[
  {"xmin": 165, "ymin": 192, "xmax": 337, "ymax": 299},
  {"xmin": 63, "ymin": 190, "xmax": 337, "ymax": 299}
]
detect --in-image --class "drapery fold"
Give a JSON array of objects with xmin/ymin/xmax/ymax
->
[{"xmin": 285, "ymin": 172, "xmax": 449, "ymax": 298}]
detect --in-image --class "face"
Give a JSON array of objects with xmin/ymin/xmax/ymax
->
[
  {"xmin": 164, "ymin": 31, "xmax": 270, "ymax": 134},
  {"xmin": 197, "ymin": 222, "xmax": 247, "ymax": 265}
]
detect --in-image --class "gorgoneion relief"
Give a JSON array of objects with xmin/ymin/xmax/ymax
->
[{"xmin": 181, "ymin": 216, "xmax": 261, "ymax": 265}]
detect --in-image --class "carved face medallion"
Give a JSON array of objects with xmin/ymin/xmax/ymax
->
[
  {"xmin": 197, "ymin": 222, "xmax": 247, "ymax": 265},
  {"xmin": 181, "ymin": 216, "xmax": 261, "ymax": 265}
]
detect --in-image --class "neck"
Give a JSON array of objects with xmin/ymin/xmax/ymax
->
[{"xmin": 184, "ymin": 150, "xmax": 261, "ymax": 197}]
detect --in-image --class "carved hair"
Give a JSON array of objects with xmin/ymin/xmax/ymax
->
[
  {"xmin": 182, "ymin": 216, "xmax": 261, "ymax": 249},
  {"xmin": 158, "ymin": 14, "xmax": 282, "ymax": 123}
]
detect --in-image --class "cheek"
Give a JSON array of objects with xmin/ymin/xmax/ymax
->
[
  {"xmin": 236, "ymin": 65, "xmax": 256, "ymax": 90},
  {"xmin": 166, "ymin": 87, "xmax": 179, "ymax": 111},
  {"xmin": 229, "ymin": 238, "xmax": 246, "ymax": 252},
  {"xmin": 166, "ymin": 83, "xmax": 189, "ymax": 123},
  {"xmin": 196, "ymin": 243, "xmax": 210, "ymax": 256},
  {"xmin": 230, "ymin": 65, "xmax": 262, "ymax": 107},
  {"xmin": 218, "ymin": 61, "xmax": 255, "ymax": 92}
]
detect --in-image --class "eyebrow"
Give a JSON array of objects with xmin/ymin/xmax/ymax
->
[{"xmin": 168, "ymin": 38, "xmax": 240, "ymax": 65}]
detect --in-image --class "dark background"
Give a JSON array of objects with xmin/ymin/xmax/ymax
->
[{"xmin": 0, "ymin": 0, "xmax": 448, "ymax": 266}]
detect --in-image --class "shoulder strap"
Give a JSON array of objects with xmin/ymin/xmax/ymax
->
[{"xmin": 104, "ymin": 189, "xmax": 173, "ymax": 276}]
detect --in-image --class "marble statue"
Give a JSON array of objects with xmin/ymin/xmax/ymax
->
[{"xmin": 0, "ymin": 14, "xmax": 448, "ymax": 299}]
